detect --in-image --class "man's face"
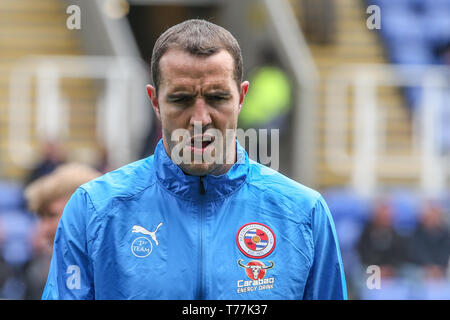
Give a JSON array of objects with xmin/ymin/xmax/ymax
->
[
  {"xmin": 147, "ymin": 48, "xmax": 249, "ymax": 176},
  {"xmin": 40, "ymin": 196, "xmax": 69, "ymax": 248}
]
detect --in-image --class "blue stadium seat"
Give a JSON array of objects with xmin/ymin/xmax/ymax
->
[
  {"xmin": 323, "ymin": 188, "xmax": 371, "ymax": 221},
  {"xmin": 322, "ymin": 189, "xmax": 371, "ymax": 252},
  {"xmin": 359, "ymin": 277, "xmax": 412, "ymax": 300},
  {"xmin": 386, "ymin": 40, "xmax": 436, "ymax": 65},
  {"xmin": 436, "ymin": 92, "xmax": 450, "ymax": 154},
  {"xmin": 374, "ymin": 0, "xmax": 449, "ymax": 67},
  {"xmin": 371, "ymin": 0, "xmax": 423, "ymax": 9},
  {"xmin": 0, "ymin": 181, "xmax": 25, "ymax": 211},
  {"xmin": 422, "ymin": 280, "xmax": 450, "ymax": 299},
  {"xmin": 0, "ymin": 210, "xmax": 37, "ymax": 267},
  {"xmin": 404, "ymin": 86, "xmax": 423, "ymax": 110},
  {"xmin": 423, "ymin": 7, "xmax": 450, "ymax": 47},
  {"xmin": 425, "ymin": 0, "xmax": 450, "ymax": 12},
  {"xmin": 380, "ymin": 6, "xmax": 425, "ymax": 42},
  {"xmin": 389, "ymin": 190, "xmax": 422, "ymax": 235}
]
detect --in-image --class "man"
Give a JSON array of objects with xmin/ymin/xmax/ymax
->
[
  {"xmin": 409, "ymin": 201, "xmax": 450, "ymax": 279},
  {"xmin": 25, "ymin": 163, "xmax": 101, "ymax": 250},
  {"xmin": 24, "ymin": 162, "xmax": 101, "ymax": 299},
  {"xmin": 42, "ymin": 19, "xmax": 347, "ymax": 300}
]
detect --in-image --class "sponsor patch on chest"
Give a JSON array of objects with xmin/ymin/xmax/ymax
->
[{"xmin": 236, "ymin": 259, "xmax": 275, "ymax": 294}]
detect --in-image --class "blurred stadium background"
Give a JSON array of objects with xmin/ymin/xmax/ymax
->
[{"xmin": 0, "ymin": 0, "xmax": 449, "ymax": 299}]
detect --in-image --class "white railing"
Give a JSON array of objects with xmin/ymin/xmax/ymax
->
[
  {"xmin": 263, "ymin": 0, "xmax": 320, "ymax": 187},
  {"xmin": 325, "ymin": 64, "xmax": 450, "ymax": 197},
  {"xmin": 8, "ymin": 55, "xmax": 151, "ymax": 170}
]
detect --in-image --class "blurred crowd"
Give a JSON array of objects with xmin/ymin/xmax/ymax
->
[
  {"xmin": 0, "ymin": 142, "xmax": 102, "ymax": 299},
  {"xmin": 325, "ymin": 189, "xmax": 450, "ymax": 299}
]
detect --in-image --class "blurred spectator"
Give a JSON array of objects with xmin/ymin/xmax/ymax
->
[
  {"xmin": 434, "ymin": 41, "xmax": 450, "ymax": 65},
  {"xmin": 238, "ymin": 46, "xmax": 292, "ymax": 164},
  {"xmin": 25, "ymin": 163, "xmax": 101, "ymax": 249},
  {"xmin": 22, "ymin": 162, "xmax": 101, "ymax": 299},
  {"xmin": 238, "ymin": 46, "xmax": 292, "ymax": 132},
  {"xmin": 24, "ymin": 141, "xmax": 66, "ymax": 186},
  {"xmin": 0, "ymin": 209, "xmax": 37, "ymax": 299},
  {"xmin": 356, "ymin": 200, "xmax": 408, "ymax": 279},
  {"xmin": 0, "ymin": 181, "xmax": 31, "ymax": 298},
  {"xmin": 300, "ymin": 0, "xmax": 336, "ymax": 44},
  {"xmin": 0, "ymin": 220, "xmax": 14, "ymax": 295},
  {"xmin": 408, "ymin": 201, "xmax": 450, "ymax": 280}
]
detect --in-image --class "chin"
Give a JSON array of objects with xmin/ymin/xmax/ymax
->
[{"xmin": 181, "ymin": 163, "xmax": 215, "ymax": 176}]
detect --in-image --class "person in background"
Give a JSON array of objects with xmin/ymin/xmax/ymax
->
[
  {"xmin": 23, "ymin": 163, "xmax": 101, "ymax": 299},
  {"xmin": 238, "ymin": 46, "xmax": 292, "ymax": 165},
  {"xmin": 357, "ymin": 200, "xmax": 407, "ymax": 279},
  {"xmin": 24, "ymin": 141, "xmax": 66, "ymax": 186},
  {"xmin": 408, "ymin": 201, "xmax": 450, "ymax": 280},
  {"xmin": 238, "ymin": 46, "xmax": 292, "ymax": 134}
]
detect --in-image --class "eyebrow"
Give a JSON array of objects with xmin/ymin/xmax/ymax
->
[{"xmin": 203, "ymin": 91, "xmax": 231, "ymax": 98}]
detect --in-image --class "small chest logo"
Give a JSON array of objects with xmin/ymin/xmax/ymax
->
[
  {"xmin": 236, "ymin": 222, "xmax": 276, "ymax": 259},
  {"xmin": 131, "ymin": 223, "xmax": 163, "ymax": 258}
]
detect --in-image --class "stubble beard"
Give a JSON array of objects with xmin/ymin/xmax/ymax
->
[{"xmin": 162, "ymin": 127, "xmax": 236, "ymax": 176}]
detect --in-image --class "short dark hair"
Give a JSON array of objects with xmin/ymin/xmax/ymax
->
[{"xmin": 150, "ymin": 19, "xmax": 243, "ymax": 93}]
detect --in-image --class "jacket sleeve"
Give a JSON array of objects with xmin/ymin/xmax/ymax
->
[
  {"xmin": 41, "ymin": 188, "xmax": 95, "ymax": 300},
  {"xmin": 303, "ymin": 196, "xmax": 347, "ymax": 300}
]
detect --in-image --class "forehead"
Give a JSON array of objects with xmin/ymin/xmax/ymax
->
[{"xmin": 158, "ymin": 49, "xmax": 236, "ymax": 89}]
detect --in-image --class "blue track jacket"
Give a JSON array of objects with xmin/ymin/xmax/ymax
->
[{"xmin": 42, "ymin": 140, "xmax": 347, "ymax": 300}]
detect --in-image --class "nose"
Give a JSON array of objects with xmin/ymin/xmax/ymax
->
[{"xmin": 189, "ymin": 97, "xmax": 212, "ymax": 128}]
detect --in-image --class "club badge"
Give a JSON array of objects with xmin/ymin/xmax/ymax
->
[{"xmin": 236, "ymin": 222, "xmax": 276, "ymax": 259}]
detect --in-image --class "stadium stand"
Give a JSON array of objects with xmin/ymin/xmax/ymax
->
[
  {"xmin": 0, "ymin": 0, "xmax": 448, "ymax": 300},
  {"xmin": 0, "ymin": 0, "xmax": 100, "ymax": 181},
  {"xmin": 0, "ymin": 181, "xmax": 25, "ymax": 211},
  {"xmin": 297, "ymin": 0, "xmax": 450, "ymax": 299},
  {"xmin": 0, "ymin": 0, "xmax": 98, "ymax": 299}
]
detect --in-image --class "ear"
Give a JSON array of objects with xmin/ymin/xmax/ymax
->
[
  {"xmin": 146, "ymin": 84, "xmax": 161, "ymax": 120},
  {"xmin": 238, "ymin": 81, "xmax": 249, "ymax": 113}
]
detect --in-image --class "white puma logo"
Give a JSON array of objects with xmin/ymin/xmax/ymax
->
[{"xmin": 132, "ymin": 223, "xmax": 163, "ymax": 246}]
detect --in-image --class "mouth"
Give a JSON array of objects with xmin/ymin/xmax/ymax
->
[{"xmin": 190, "ymin": 135, "xmax": 214, "ymax": 152}]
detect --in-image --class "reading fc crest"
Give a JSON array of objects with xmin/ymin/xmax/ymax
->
[{"xmin": 236, "ymin": 222, "xmax": 276, "ymax": 259}]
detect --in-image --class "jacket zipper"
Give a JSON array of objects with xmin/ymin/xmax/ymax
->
[
  {"xmin": 199, "ymin": 175, "xmax": 206, "ymax": 195},
  {"xmin": 197, "ymin": 176, "xmax": 206, "ymax": 299}
]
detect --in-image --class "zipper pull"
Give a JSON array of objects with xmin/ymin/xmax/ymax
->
[{"xmin": 199, "ymin": 176, "xmax": 206, "ymax": 195}]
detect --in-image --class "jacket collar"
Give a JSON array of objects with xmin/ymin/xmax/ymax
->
[{"xmin": 153, "ymin": 139, "xmax": 249, "ymax": 200}]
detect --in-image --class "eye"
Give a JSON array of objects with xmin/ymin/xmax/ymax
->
[
  {"xmin": 208, "ymin": 96, "xmax": 224, "ymax": 101},
  {"xmin": 205, "ymin": 94, "xmax": 230, "ymax": 104},
  {"xmin": 167, "ymin": 94, "xmax": 194, "ymax": 105}
]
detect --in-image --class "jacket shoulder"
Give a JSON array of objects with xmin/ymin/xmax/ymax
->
[
  {"xmin": 247, "ymin": 160, "xmax": 323, "ymax": 216},
  {"xmin": 79, "ymin": 156, "xmax": 156, "ymax": 206}
]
